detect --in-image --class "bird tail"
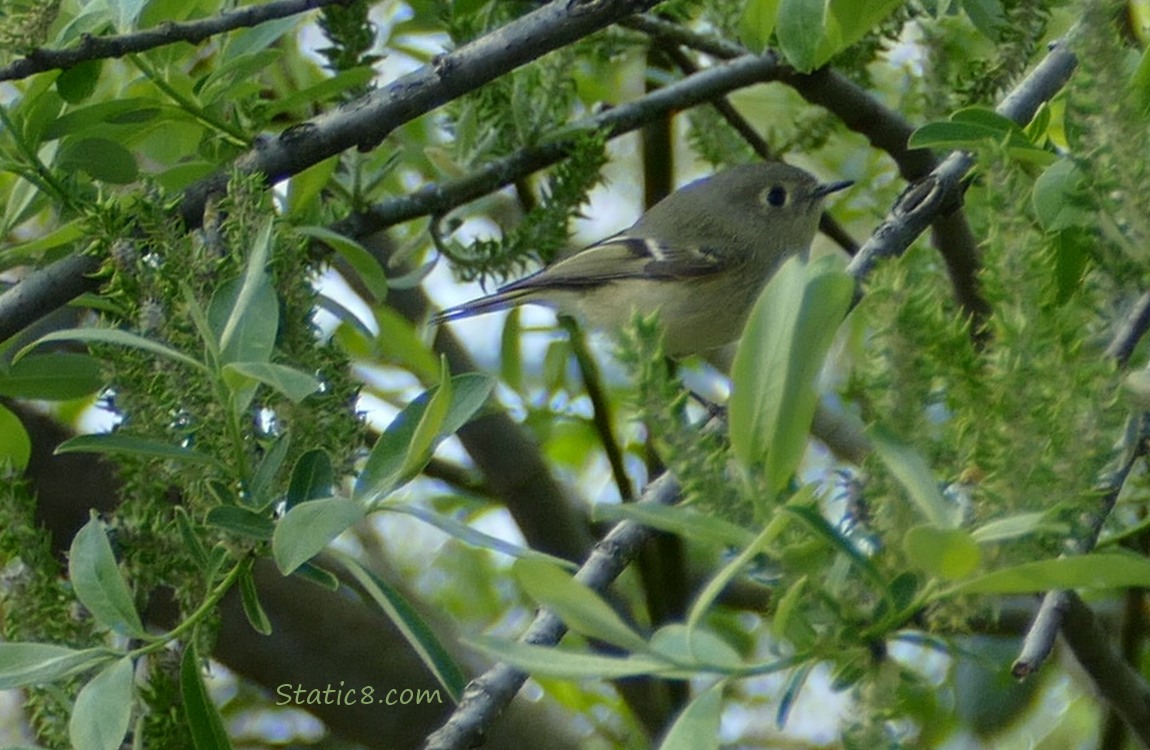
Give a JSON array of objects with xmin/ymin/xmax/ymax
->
[{"xmin": 429, "ymin": 288, "xmax": 535, "ymax": 326}]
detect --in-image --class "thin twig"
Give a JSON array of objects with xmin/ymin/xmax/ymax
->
[
  {"xmin": 1105, "ymin": 291, "xmax": 1150, "ymax": 366},
  {"xmin": 176, "ymin": 0, "xmax": 664, "ymax": 229},
  {"xmin": 0, "ymin": 0, "xmax": 354, "ymax": 82},
  {"xmin": 338, "ymin": 52, "xmax": 790, "ymax": 239},
  {"xmin": 0, "ymin": 0, "xmax": 667, "ymax": 345}
]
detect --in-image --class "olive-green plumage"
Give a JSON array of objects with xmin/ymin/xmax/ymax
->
[{"xmin": 432, "ymin": 162, "xmax": 851, "ymax": 359}]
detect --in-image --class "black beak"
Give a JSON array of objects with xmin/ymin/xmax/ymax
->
[{"xmin": 812, "ymin": 180, "xmax": 853, "ymax": 198}]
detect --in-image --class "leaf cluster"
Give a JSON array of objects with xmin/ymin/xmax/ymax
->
[{"xmin": 442, "ymin": 132, "xmax": 607, "ymax": 283}]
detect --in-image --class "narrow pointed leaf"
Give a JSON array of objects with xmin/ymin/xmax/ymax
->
[{"xmin": 69, "ymin": 515, "xmax": 146, "ymax": 637}]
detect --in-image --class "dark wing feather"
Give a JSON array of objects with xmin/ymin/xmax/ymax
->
[{"xmin": 499, "ymin": 236, "xmax": 725, "ymax": 293}]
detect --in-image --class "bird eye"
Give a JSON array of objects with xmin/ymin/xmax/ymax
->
[{"xmin": 764, "ymin": 185, "xmax": 788, "ymax": 207}]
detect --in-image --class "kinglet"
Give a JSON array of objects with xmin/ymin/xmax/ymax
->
[{"xmin": 431, "ymin": 162, "xmax": 852, "ymax": 360}]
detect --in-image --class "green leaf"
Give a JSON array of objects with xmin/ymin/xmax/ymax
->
[
  {"xmin": 961, "ymin": 0, "xmax": 1006, "ymax": 39},
  {"xmin": 56, "ymin": 60, "xmax": 102, "ymax": 103},
  {"xmin": 205, "ymin": 506, "xmax": 274, "ymax": 540},
  {"xmin": 657, "ymin": 681, "xmax": 724, "ymax": 750},
  {"xmin": 1032, "ymin": 159, "xmax": 1093, "ymax": 232},
  {"xmin": 740, "ymin": 0, "xmax": 780, "ymax": 51},
  {"xmin": 297, "ymin": 225, "xmax": 388, "ymax": 302},
  {"xmin": 292, "ymin": 561, "xmax": 340, "ymax": 590},
  {"xmin": 273, "ymin": 497, "xmax": 365, "ymax": 574},
  {"xmin": 355, "ymin": 371, "xmax": 494, "ymax": 502},
  {"xmin": 908, "ymin": 108, "xmax": 1044, "ymax": 158},
  {"xmin": 209, "ymin": 219, "xmax": 279, "ymax": 365},
  {"xmin": 730, "ymin": 255, "xmax": 853, "ymax": 496},
  {"xmin": 776, "ymin": 0, "xmax": 827, "ymax": 72},
  {"xmin": 948, "ymin": 553, "xmax": 1150, "ymax": 595},
  {"xmin": 373, "ymin": 304, "xmax": 439, "ymax": 383},
  {"xmin": 648, "ymin": 625, "xmax": 743, "ymax": 670},
  {"xmin": 499, "ymin": 307, "xmax": 523, "ymax": 392},
  {"xmin": 285, "ymin": 449, "xmax": 334, "ymax": 510},
  {"xmin": 869, "ymin": 426, "xmax": 961, "ymax": 528},
  {"xmin": 69, "ymin": 657, "xmax": 133, "ymax": 750},
  {"xmin": 1130, "ymin": 43, "xmax": 1150, "ymax": 115},
  {"xmin": 441, "ymin": 372, "xmax": 495, "ymax": 433},
  {"xmin": 58, "ymin": 137, "xmax": 138, "ymax": 183},
  {"xmin": 238, "ymin": 562, "xmax": 272, "ymax": 636},
  {"xmin": 782, "ymin": 501, "xmax": 891, "ymax": 595},
  {"xmin": 17, "ymin": 327, "xmax": 207, "ymax": 373},
  {"xmin": 41, "ymin": 98, "xmax": 157, "ymax": 141},
  {"xmin": 0, "ymin": 643, "xmax": 113, "ymax": 689},
  {"xmin": 0, "ymin": 352, "xmax": 103, "ymax": 400},
  {"xmin": 198, "ymin": 49, "xmax": 281, "ymax": 103},
  {"xmin": 0, "ymin": 219, "xmax": 84, "ymax": 268},
  {"xmin": 263, "ymin": 68, "xmax": 377, "ymax": 119},
  {"xmin": 903, "ymin": 525, "xmax": 981, "ymax": 580},
  {"xmin": 908, "ymin": 121, "xmax": 1009, "ymax": 150},
  {"xmin": 69, "ymin": 515, "xmax": 146, "ymax": 637},
  {"xmin": 248, "ymin": 433, "xmax": 291, "ymax": 507},
  {"xmin": 0, "ymin": 404, "xmax": 32, "ymax": 473},
  {"xmin": 336, "ymin": 552, "xmax": 466, "ymax": 702},
  {"xmin": 465, "ymin": 636, "xmax": 670, "ymax": 679},
  {"xmin": 388, "ymin": 505, "xmax": 575, "ymax": 569},
  {"xmin": 825, "ymin": 0, "xmax": 905, "ymax": 59},
  {"xmin": 56, "ymin": 433, "xmax": 217, "ymax": 466},
  {"xmin": 687, "ymin": 495, "xmax": 795, "ymax": 634},
  {"xmin": 1049, "ymin": 227, "xmax": 1090, "ymax": 305},
  {"xmin": 513, "ymin": 558, "xmax": 648, "ymax": 651},
  {"xmin": 591, "ymin": 503, "xmax": 754, "ymax": 548},
  {"xmin": 181, "ymin": 641, "xmax": 234, "ymax": 750},
  {"xmin": 358, "ymin": 368, "xmax": 452, "ymax": 502},
  {"xmin": 970, "ymin": 512, "xmax": 1060, "ymax": 543},
  {"xmin": 772, "ymin": 576, "xmax": 812, "ymax": 645},
  {"xmin": 222, "ymin": 362, "xmax": 320, "ymax": 403}
]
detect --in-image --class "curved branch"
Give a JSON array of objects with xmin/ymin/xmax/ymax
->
[
  {"xmin": 177, "ymin": 0, "xmax": 663, "ymax": 229},
  {"xmin": 0, "ymin": 0, "xmax": 354, "ymax": 82},
  {"xmin": 338, "ymin": 51, "xmax": 790, "ymax": 237},
  {"xmin": 0, "ymin": 0, "xmax": 661, "ymax": 345},
  {"xmin": 624, "ymin": 13, "xmax": 988, "ymax": 322},
  {"xmin": 845, "ymin": 40, "xmax": 1077, "ymax": 278}
]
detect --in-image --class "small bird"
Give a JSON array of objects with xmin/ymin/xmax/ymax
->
[{"xmin": 431, "ymin": 162, "xmax": 851, "ymax": 362}]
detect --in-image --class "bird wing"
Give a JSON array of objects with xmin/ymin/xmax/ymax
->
[{"xmin": 500, "ymin": 235, "xmax": 725, "ymax": 293}]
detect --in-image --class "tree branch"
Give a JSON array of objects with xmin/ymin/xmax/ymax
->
[
  {"xmin": 0, "ymin": 253, "xmax": 101, "ymax": 344},
  {"xmin": 0, "ymin": 0, "xmax": 355, "ymax": 82},
  {"xmin": 0, "ymin": 0, "xmax": 662, "ymax": 346},
  {"xmin": 624, "ymin": 13, "xmax": 989, "ymax": 323},
  {"xmin": 421, "ymin": 36, "xmax": 1086, "ymax": 750},
  {"xmin": 176, "ymin": 0, "xmax": 662, "ymax": 229},
  {"xmin": 846, "ymin": 40, "xmax": 1078, "ymax": 279},
  {"xmin": 339, "ymin": 51, "xmax": 791, "ymax": 238},
  {"xmin": 423, "ymin": 471, "xmax": 682, "ymax": 750}
]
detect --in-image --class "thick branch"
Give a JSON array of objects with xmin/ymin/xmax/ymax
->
[
  {"xmin": 177, "ymin": 0, "xmax": 661, "ymax": 228},
  {"xmin": 0, "ymin": 253, "xmax": 101, "ymax": 344},
  {"xmin": 339, "ymin": 51, "xmax": 788, "ymax": 237},
  {"xmin": 0, "ymin": 0, "xmax": 354, "ymax": 82},
  {"xmin": 423, "ymin": 472, "xmax": 681, "ymax": 750},
  {"xmin": 1061, "ymin": 592, "xmax": 1150, "ymax": 749},
  {"xmin": 0, "ymin": 0, "xmax": 660, "ymax": 345},
  {"xmin": 846, "ymin": 40, "xmax": 1078, "ymax": 279}
]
